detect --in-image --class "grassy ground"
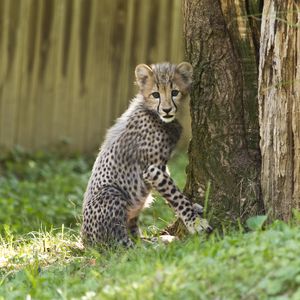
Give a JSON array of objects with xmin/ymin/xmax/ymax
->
[{"xmin": 1, "ymin": 150, "xmax": 300, "ymax": 299}]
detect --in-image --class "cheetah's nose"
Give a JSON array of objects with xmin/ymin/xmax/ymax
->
[{"xmin": 162, "ymin": 108, "xmax": 172, "ymax": 114}]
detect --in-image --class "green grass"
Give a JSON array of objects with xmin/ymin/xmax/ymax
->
[
  {"xmin": 0, "ymin": 149, "xmax": 91, "ymax": 235},
  {"xmin": 1, "ymin": 150, "xmax": 300, "ymax": 299}
]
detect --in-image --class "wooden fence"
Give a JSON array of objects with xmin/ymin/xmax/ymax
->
[{"xmin": 0, "ymin": 0, "xmax": 185, "ymax": 153}]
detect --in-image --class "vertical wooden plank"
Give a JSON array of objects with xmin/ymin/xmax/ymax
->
[
  {"xmin": 83, "ymin": 0, "xmax": 101, "ymax": 152},
  {"xmin": 124, "ymin": 0, "xmax": 138, "ymax": 103},
  {"xmin": 39, "ymin": 0, "xmax": 58, "ymax": 148},
  {"xmin": 33, "ymin": 0, "xmax": 57, "ymax": 149},
  {"xmin": 0, "ymin": 0, "xmax": 9, "ymax": 149},
  {"xmin": 170, "ymin": 0, "xmax": 184, "ymax": 62},
  {"xmin": 51, "ymin": 0, "xmax": 75, "ymax": 150},
  {"xmin": 25, "ymin": 0, "xmax": 44, "ymax": 149},
  {"xmin": 66, "ymin": 0, "xmax": 81, "ymax": 150},
  {"xmin": 156, "ymin": 0, "xmax": 169, "ymax": 61},
  {"xmin": 62, "ymin": 0, "xmax": 86, "ymax": 152},
  {"xmin": 85, "ymin": 0, "xmax": 120, "ymax": 152},
  {"xmin": 129, "ymin": 0, "xmax": 151, "ymax": 67},
  {"xmin": 15, "ymin": 0, "xmax": 38, "ymax": 149},
  {"xmin": 115, "ymin": 0, "xmax": 135, "ymax": 116},
  {"xmin": 80, "ymin": 0, "xmax": 99, "ymax": 153},
  {"xmin": 94, "ymin": 0, "xmax": 118, "ymax": 135},
  {"xmin": 0, "ymin": 0, "xmax": 24, "ymax": 149},
  {"xmin": 51, "ymin": 0, "xmax": 68, "ymax": 150},
  {"xmin": 109, "ymin": 0, "xmax": 128, "ymax": 119}
]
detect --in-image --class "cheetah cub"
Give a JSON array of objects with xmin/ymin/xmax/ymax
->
[{"xmin": 82, "ymin": 62, "xmax": 212, "ymax": 247}]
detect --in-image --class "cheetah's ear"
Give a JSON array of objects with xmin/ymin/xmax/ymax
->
[
  {"xmin": 174, "ymin": 62, "xmax": 193, "ymax": 93},
  {"xmin": 135, "ymin": 64, "xmax": 154, "ymax": 90}
]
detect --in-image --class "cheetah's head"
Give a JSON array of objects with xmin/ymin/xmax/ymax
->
[{"xmin": 135, "ymin": 62, "xmax": 193, "ymax": 123}]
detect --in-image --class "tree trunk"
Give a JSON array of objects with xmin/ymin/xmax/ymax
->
[
  {"xmin": 183, "ymin": 0, "xmax": 264, "ymax": 226},
  {"xmin": 166, "ymin": 0, "xmax": 264, "ymax": 235},
  {"xmin": 259, "ymin": 0, "xmax": 300, "ymax": 220}
]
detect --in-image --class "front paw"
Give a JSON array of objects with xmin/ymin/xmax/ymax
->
[
  {"xmin": 192, "ymin": 203, "xmax": 204, "ymax": 216},
  {"xmin": 184, "ymin": 215, "xmax": 213, "ymax": 234}
]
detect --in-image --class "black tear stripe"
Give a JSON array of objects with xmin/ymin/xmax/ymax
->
[
  {"xmin": 170, "ymin": 81, "xmax": 177, "ymax": 112},
  {"xmin": 157, "ymin": 97, "xmax": 161, "ymax": 113},
  {"xmin": 172, "ymin": 97, "xmax": 177, "ymax": 113},
  {"xmin": 156, "ymin": 83, "xmax": 161, "ymax": 113}
]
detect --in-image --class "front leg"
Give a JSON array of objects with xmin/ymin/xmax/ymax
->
[{"xmin": 143, "ymin": 165, "xmax": 212, "ymax": 234}]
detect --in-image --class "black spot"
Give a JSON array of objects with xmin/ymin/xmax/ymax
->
[
  {"xmin": 158, "ymin": 179, "xmax": 167, "ymax": 187},
  {"xmin": 153, "ymin": 170, "xmax": 161, "ymax": 181}
]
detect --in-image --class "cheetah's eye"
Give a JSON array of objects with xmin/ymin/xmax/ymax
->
[
  {"xmin": 171, "ymin": 90, "xmax": 179, "ymax": 97},
  {"xmin": 152, "ymin": 92, "xmax": 160, "ymax": 99}
]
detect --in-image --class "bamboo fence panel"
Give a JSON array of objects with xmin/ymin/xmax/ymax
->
[{"xmin": 0, "ymin": 0, "xmax": 184, "ymax": 153}]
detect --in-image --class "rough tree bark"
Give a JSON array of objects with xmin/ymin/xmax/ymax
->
[
  {"xmin": 259, "ymin": 0, "xmax": 300, "ymax": 220},
  {"xmin": 167, "ymin": 0, "xmax": 264, "ymax": 235},
  {"xmin": 184, "ymin": 0, "xmax": 264, "ymax": 224}
]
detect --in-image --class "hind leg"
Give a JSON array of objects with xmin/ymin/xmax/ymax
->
[
  {"xmin": 82, "ymin": 186, "xmax": 133, "ymax": 248},
  {"xmin": 128, "ymin": 216, "xmax": 141, "ymax": 239},
  {"xmin": 108, "ymin": 214, "xmax": 134, "ymax": 247}
]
